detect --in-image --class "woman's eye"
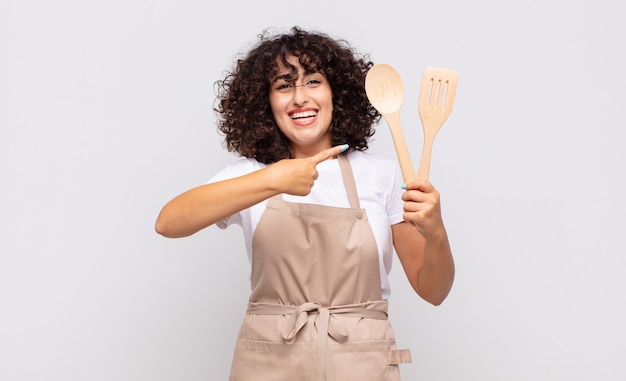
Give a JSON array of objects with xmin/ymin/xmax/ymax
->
[
  {"xmin": 276, "ymin": 83, "xmax": 293, "ymax": 92},
  {"xmin": 305, "ymin": 79, "xmax": 322, "ymax": 87},
  {"xmin": 273, "ymin": 78, "xmax": 323, "ymax": 92}
]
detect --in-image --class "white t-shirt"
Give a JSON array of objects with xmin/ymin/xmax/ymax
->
[{"xmin": 208, "ymin": 150, "xmax": 405, "ymax": 299}]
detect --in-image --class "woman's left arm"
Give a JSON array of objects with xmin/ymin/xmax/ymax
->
[{"xmin": 392, "ymin": 180, "xmax": 455, "ymax": 305}]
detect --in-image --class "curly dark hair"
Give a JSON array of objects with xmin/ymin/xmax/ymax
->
[{"xmin": 214, "ymin": 26, "xmax": 381, "ymax": 164}]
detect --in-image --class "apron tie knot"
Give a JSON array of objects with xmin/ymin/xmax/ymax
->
[
  {"xmin": 280, "ymin": 302, "xmax": 349, "ymax": 381},
  {"xmin": 280, "ymin": 302, "xmax": 351, "ymax": 342},
  {"xmin": 281, "ymin": 302, "xmax": 320, "ymax": 341},
  {"xmin": 246, "ymin": 301, "xmax": 392, "ymax": 381}
]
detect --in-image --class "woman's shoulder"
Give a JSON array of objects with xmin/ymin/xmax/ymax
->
[
  {"xmin": 346, "ymin": 150, "xmax": 404, "ymax": 210},
  {"xmin": 347, "ymin": 150, "xmax": 403, "ymax": 191},
  {"xmin": 347, "ymin": 150, "xmax": 399, "ymax": 172}
]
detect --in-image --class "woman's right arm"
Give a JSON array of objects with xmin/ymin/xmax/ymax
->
[
  {"xmin": 155, "ymin": 165, "xmax": 280, "ymax": 238},
  {"xmin": 155, "ymin": 145, "xmax": 347, "ymax": 238}
]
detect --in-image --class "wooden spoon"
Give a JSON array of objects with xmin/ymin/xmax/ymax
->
[
  {"xmin": 417, "ymin": 67, "xmax": 458, "ymax": 181},
  {"xmin": 365, "ymin": 64, "xmax": 416, "ymax": 183}
]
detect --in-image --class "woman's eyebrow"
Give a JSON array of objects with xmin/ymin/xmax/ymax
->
[
  {"xmin": 272, "ymin": 73, "xmax": 291, "ymax": 83},
  {"xmin": 272, "ymin": 69, "xmax": 320, "ymax": 83}
]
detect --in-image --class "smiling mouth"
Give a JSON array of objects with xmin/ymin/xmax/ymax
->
[{"xmin": 290, "ymin": 111, "xmax": 318, "ymax": 120}]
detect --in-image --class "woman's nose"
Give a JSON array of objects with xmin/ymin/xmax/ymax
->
[{"xmin": 291, "ymin": 84, "xmax": 309, "ymax": 104}]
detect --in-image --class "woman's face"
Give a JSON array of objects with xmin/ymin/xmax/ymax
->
[{"xmin": 269, "ymin": 55, "xmax": 333, "ymax": 158}]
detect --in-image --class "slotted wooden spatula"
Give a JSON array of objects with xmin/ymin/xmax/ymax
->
[{"xmin": 417, "ymin": 67, "xmax": 458, "ymax": 181}]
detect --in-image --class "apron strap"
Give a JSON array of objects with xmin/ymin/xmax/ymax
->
[{"xmin": 337, "ymin": 154, "xmax": 362, "ymax": 213}]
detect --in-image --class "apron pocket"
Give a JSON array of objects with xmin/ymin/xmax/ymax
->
[
  {"xmin": 331, "ymin": 340, "xmax": 405, "ymax": 381},
  {"xmin": 229, "ymin": 339, "xmax": 316, "ymax": 381}
]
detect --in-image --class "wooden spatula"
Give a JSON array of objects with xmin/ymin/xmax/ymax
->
[{"xmin": 417, "ymin": 67, "xmax": 458, "ymax": 181}]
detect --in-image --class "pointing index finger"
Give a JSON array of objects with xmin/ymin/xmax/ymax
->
[{"xmin": 312, "ymin": 144, "xmax": 349, "ymax": 164}]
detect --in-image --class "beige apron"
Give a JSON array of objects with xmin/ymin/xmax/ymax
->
[{"xmin": 228, "ymin": 155, "xmax": 411, "ymax": 381}]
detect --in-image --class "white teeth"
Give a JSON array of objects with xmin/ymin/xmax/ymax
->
[{"xmin": 290, "ymin": 111, "xmax": 317, "ymax": 119}]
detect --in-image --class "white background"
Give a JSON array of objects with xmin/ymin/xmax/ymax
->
[{"xmin": 2, "ymin": 0, "xmax": 625, "ymax": 380}]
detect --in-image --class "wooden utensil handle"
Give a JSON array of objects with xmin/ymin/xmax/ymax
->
[
  {"xmin": 416, "ymin": 133, "xmax": 435, "ymax": 181},
  {"xmin": 384, "ymin": 111, "xmax": 416, "ymax": 183}
]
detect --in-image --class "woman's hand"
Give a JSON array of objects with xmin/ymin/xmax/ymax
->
[
  {"xmin": 394, "ymin": 179, "xmax": 454, "ymax": 305},
  {"xmin": 401, "ymin": 180, "xmax": 445, "ymax": 239},
  {"xmin": 268, "ymin": 144, "xmax": 348, "ymax": 196}
]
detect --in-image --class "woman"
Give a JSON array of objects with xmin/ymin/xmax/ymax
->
[{"xmin": 155, "ymin": 26, "xmax": 454, "ymax": 381}]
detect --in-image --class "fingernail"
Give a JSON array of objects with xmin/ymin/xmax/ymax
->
[
  {"xmin": 401, "ymin": 184, "xmax": 407, "ymax": 189},
  {"xmin": 340, "ymin": 144, "xmax": 349, "ymax": 152}
]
